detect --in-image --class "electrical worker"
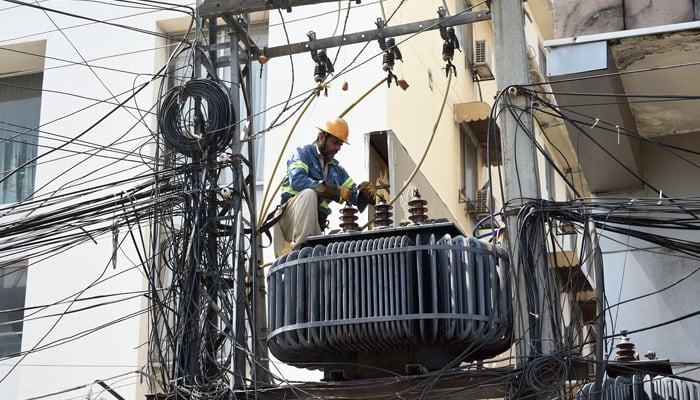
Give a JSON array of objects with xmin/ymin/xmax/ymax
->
[{"xmin": 271, "ymin": 117, "xmax": 376, "ymax": 257}]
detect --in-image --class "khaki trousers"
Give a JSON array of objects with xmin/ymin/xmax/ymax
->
[{"xmin": 273, "ymin": 188, "xmax": 321, "ymax": 257}]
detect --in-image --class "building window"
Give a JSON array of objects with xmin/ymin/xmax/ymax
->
[
  {"xmin": 542, "ymin": 151, "xmax": 556, "ymax": 201},
  {"xmin": 456, "ymin": 1, "xmax": 474, "ymax": 72},
  {"xmin": 0, "ymin": 261, "xmax": 27, "ymax": 357},
  {"xmin": 461, "ymin": 127, "xmax": 478, "ymax": 204},
  {"xmin": 0, "ymin": 72, "xmax": 43, "ymax": 204},
  {"xmin": 538, "ymin": 42, "xmax": 547, "ymax": 78}
]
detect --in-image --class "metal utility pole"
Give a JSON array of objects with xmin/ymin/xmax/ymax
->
[
  {"xmin": 222, "ymin": 13, "xmax": 272, "ymax": 386},
  {"xmin": 491, "ymin": 0, "xmax": 555, "ymax": 361},
  {"xmin": 588, "ymin": 220, "xmax": 606, "ymax": 400}
]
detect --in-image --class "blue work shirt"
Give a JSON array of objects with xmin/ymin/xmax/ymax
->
[{"xmin": 280, "ymin": 143, "xmax": 369, "ymax": 223}]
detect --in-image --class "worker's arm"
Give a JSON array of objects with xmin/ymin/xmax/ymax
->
[
  {"xmin": 287, "ymin": 159, "xmax": 322, "ymax": 190},
  {"xmin": 286, "ymin": 146, "xmax": 324, "ymax": 192}
]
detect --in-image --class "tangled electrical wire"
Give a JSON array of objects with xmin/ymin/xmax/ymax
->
[
  {"xmin": 158, "ymin": 79, "xmax": 236, "ymax": 158},
  {"xmin": 147, "ymin": 69, "xmax": 268, "ymax": 394},
  {"xmin": 144, "ymin": 153, "xmax": 252, "ymax": 395}
]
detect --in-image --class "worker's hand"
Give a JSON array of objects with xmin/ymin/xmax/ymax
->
[
  {"xmin": 358, "ymin": 181, "xmax": 376, "ymax": 205},
  {"xmin": 339, "ymin": 185, "xmax": 352, "ymax": 202},
  {"xmin": 313, "ymin": 182, "xmax": 351, "ymax": 203}
]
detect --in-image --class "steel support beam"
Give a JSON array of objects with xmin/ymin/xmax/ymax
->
[
  {"xmin": 199, "ymin": 0, "xmax": 347, "ymax": 18},
  {"xmin": 262, "ymin": 10, "xmax": 491, "ymax": 59},
  {"xmin": 209, "ymin": 10, "xmax": 491, "ymax": 68}
]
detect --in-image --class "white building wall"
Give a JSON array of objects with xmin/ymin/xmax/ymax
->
[
  {"xmin": 599, "ymin": 132, "xmax": 700, "ymax": 380},
  {"xmin": 0, "ymin": 1, "xmax": 189, "ymax": 398}
]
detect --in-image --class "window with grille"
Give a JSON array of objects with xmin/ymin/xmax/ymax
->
[
  {"xmin": 0, "ymin": 261, "xmax": 27, "ymax": 357},
  {"xmin": 0, "ymin": 72, "xmax": 43, "ymax": 204}
]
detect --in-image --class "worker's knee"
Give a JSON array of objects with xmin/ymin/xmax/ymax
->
[
  {"xmin": 291, "ymin": 188, "xmax": 319, "ymax": 211},
  {"xmin": 295, "ymin": 188, "xmax": 318, "ymax": 202}
]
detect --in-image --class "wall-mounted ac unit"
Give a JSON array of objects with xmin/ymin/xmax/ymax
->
[
  {"xmin": 473, "ymin": 39, "xmax": 495, "ymax": 81},
  {"xmin": 465, "ymin": 187, "xmax": 499, "ymax": 229}
]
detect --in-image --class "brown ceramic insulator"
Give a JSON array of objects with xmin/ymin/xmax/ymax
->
[
  {"xmin": 374, "ymin": 200, "xmax": 394, "ymax": 228},
  {"xmin": 339, "ymin": 204, "xmax": 360, "ymax": 231},
  {"xmin": 407, "ymin": 190, "xmax": 429, "ymax": 224},
  {"xmin": 615, "ymin": 335, "xmax": 637, "ymax": 362}
]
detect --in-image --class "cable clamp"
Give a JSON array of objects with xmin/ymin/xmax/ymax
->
[{"xmin": 269, "ymin": 0, "xmax": 292, "ymax": 12}]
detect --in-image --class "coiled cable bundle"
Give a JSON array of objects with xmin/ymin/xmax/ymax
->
[{"xmin": 158, "ymin": 79, "xmax": 235, "ymax": 157}]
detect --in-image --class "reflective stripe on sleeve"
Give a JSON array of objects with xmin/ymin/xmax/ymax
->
[
  {"xmin": 282, "ymin": 185, "xmax": 297, "ymax": 196},
  {"xmin": 288, "ymin": 160, "xmax": 309, "ymax": 173},
  {"xmin": 340, "ymin": 177, "xmax": 355, "ymax": 188}
]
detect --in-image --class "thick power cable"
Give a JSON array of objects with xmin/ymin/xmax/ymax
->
[
  {"xmin": 361, "ymin": 67, "xmax": 453, "ymax": 230},
  {"xmin": 257, "ymin": 91, "xmax": 318, "ymax": 227}
]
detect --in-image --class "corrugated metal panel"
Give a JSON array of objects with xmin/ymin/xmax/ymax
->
[
  {"xmin": 576, "ymin": 374, "xmax": 700, "ymax": 400},
  {"xmin": 267, "ymin": 232, "xmax": 512, "ymax": 375}
]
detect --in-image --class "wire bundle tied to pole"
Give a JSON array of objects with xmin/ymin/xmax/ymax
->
[{"xmin": 158, "ymin": 79, "xmax": 235, "ymax": 158}]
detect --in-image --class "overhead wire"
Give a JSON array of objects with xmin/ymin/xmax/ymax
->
[
  {"xmin": 1, "ymin": 0, "xmax": 193, "ymax": 42},
  {"xmin": 19, "ymin": 370, "xmax": 142, "ymax": 400},
  {"xmin": 520, "ymin": 87, "xmax": 668, "ymax": 200},
  {"xmin": 1, "ymin": 36, "xmax": 194, "ymax": 217},
  {"xmin": 0, "ymin": 1, "xmax": 211, "ymax": 391},
  {"xmin": 33, "ymin": 0, "xmax": 151, "ymax": 132},
  {"xmin": 0, "ymin": 2, "xmax": 190, "ymax": 45},
  {"xmin": 483, "ymin": 63, "xmax": 700, "ymax": 374},
  {"xmin": 6, "ymin": 0, "xmax": 700, "ymax": 396}
]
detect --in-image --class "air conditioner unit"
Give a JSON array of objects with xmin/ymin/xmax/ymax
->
[
  {"xmin": 473, "ymin": 187, "xmax": 490, "ymax": 217},
  {"xmin": 464, "ymin": 187, "xmax": 499, "ymax": 229},
  {"xmin": 473, "ymin": 39, "xmax": 495, "ymax": 81}
]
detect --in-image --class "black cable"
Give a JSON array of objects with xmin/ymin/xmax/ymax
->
[
  {"xmin": 524, "ymin": 88, "xmax": 667, "ymax": 199},
  {"xmin": 0, "ymin": 61, "xmax": 172, "ymax": 192},
  {"xmin": 1, "ymin": 0, "xmax": 192, "ymax": 41},
  {"xmin": 158, "ymin": 79, "xmax": 235, "ymax": 157}
]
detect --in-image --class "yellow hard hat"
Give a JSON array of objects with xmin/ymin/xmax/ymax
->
[{"xmin": 318, "ymin": 117, "xmax": 349, "ymax": 144}]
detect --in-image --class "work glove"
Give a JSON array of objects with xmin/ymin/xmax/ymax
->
[
  {"xmin": 339, "ymin": 185, "xmax": 352, "ymax": 202},
  {"xmin": 358, "ymin": 181, "xmax": 377, "ymax": 205},
  {"xmin": 313, "ymin": 182, "xmax": 351, "ymax": 202}
]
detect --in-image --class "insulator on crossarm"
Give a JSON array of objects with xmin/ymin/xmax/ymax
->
[
  {"xmin": 314, "ymin": 62, "xmax": 326, "ymax": 83},
  {"xmin": 442, "ymin": 40, "xmax": 455, "ymax": 62},
  {"xmin": 382, "ymin": 51, "xmax": 394, "ymax": 72},
  {"xmin": 383, "ymin": 38, "xmax": 396, "ymax": 72}
]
